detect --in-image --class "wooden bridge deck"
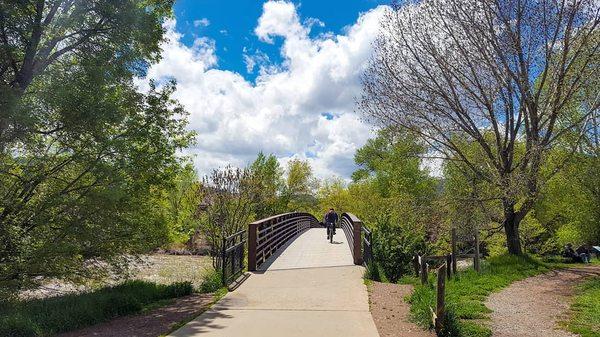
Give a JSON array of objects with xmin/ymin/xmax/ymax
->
[{"xmin": 168, "ymin": 228, "xmax": 380, "ymax": 337}]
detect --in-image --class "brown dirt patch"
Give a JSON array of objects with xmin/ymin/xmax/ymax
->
[
  {"xmin": 369, "ymin": 282, "xmax": 435, "ymax": 337},
  {"xmin": 486, "ymin": 265, "xmax": 600, "ymax": 337},
  {"xmin": 55, "ymin": 293, "xmax": 214, "ymax": 337}
]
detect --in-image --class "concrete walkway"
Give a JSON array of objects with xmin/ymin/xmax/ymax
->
[{"xmin": 169, "ymin": 228, "xmax": 380, "ymax": 337}]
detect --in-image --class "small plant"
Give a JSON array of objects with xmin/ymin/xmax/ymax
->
[
  {"xmin": 199, "ymin": 269, "xmax": 223, "ymax": 293},
  {"xmin": 363, "ymin": 261, "xmax": 383, "ymax": 282}
]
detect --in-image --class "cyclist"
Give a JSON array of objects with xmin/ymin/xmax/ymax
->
[{"xmin": 324, "ymin": 208, "xmax": 339, "ymax": 241}]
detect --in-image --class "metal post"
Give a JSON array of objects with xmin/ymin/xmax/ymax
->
[
  {"xmin": 221, "ymin": 236, "xmax": 226, "ymax": 286},
  {"xmin": 446, "ymin": 254, "xmax": 452, "ymax": 279}
]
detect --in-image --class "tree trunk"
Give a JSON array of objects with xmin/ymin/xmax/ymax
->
[{"xmin": 503, "ymin": 202, "xmax": 523, "ymax": 255}]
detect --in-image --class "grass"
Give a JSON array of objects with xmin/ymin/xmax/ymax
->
[
  {"xmin": 0, "ymin": 280, "xmax": 193, "ymax": 337},
  {"xmin": 564, "ymin": 277, "xmax": 600, "ymax": 337},
  {"xmin": 407, "ymin": 254, "xmax": 556, "ymax": 337}
]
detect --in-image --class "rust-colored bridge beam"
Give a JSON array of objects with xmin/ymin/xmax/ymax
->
[{"xmin": 340, "ymin": 212, "xmax": 365, "ymax": 265}]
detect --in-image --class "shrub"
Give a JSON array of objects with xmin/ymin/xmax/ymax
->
[
  {"xmin": 372, "ymin": 215, "xmax": 428, "ymax": 282},
  {"xmin": 0, "ymin": 315, "xmax": 39, "ymax": 337},
  {"xmin": 199, "ymin": 269, "xmax": 223, "ymax": 293},
  {"xmin": 363, "ymin": 261, "xmax": 385, "ymax": 282}
]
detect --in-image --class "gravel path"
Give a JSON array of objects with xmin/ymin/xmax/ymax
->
[
  {"xmin": 369, "ymin": 282, "xmax": 435, "ymax": 337},
  {"xmin": 55, "ymin": 293, "xmax": 214, "ymax": 337},
  {"xmin": 486, "ymin": 265, "xmax": 600, "ymax": 337}
]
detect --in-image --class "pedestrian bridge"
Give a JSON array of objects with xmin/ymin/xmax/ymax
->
[{"xmin": 169, "ymin": 212, "xmax": 379, "ymax": 337}]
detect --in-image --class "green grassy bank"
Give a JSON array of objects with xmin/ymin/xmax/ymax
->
[
  {"xmin": 564, "ymin": 276, "xmax": 600, "ymax": 337},
  {"xmin": 0, "ymin": 280, "xmax": 193, "ymax": 337},
  {"xmin": 406, "ymin": 254, "xmax": 555, "ymax": 337}
]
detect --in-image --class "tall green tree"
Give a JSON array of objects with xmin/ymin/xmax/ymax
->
[
  {"xmin": 360, "ymin": 0, "xmax": 599, "ymax": 254},
  {"xmin": 1, "ymin": 0, "xmax": 172, "ymax": 149},
  {"xmin": 249, "ymin": 152, "xmax": 285, "ymax": 219},
  {"xmin": 0, "ymin": 0, "xmax": 192, "ymax": 296},
  {"xmin": 283, "ymin": 159, "xmax": 319, "ymax": 213}
]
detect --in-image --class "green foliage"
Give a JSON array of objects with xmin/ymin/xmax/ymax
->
[
  {"xmin": 363, "ymin": 261, "xmax": 387, "ymax": 282},
  {"xmin": 284, "ymin": 159, "xmax": 319, "ymax": 213},
  {"xmin": 317, "ymin": 178, "xmax": 353, "ymax": 214},
  {"xmin": 249, "ymin": 152, "xmax": 286, "ymax": 218},
  {"xmin": 0, "ymin": 280, "xmax": 192, "ymax": 337},
  {"xmin": 565, "ymin": 277, "xmax": 600, "ymax": 337},
  {"xmin": 408, "ymin": 255, "xmax": 552, "ymax": 337},
  {"xmin": 162, "ymin": 164, "xmax": 202, "ymax": 245},
  {"xmin": 197, "ymin": 166, "xmax": 255, "ymax": 268},
  {"xmin": 0, "ymin": 0, "xmax": 193, "ymax": 297},
  {"xmin": 199, "ymin": 269, "xmax": 224, "ymax": 294},
  {"xmin": 373, "ymin": 215, "xmax": 429, "ymax": 282}
]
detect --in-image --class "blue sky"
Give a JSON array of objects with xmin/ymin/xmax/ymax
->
[
  {"xmin": 138, "ymin": 1, "xmax": 391, "ymax": 179},
  {"xmin": 173, "ymin": 0, "xmax": 390, "ymax": 81}
]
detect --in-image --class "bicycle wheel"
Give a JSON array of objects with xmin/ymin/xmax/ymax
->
[{"xmin": 330, "ymin": 226, "xmax": 333, "ymax": 243}]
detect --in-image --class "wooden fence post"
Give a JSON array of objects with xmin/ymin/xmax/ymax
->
[
  {"xmin": 434, "ymin": 264, "xmax": 446, "ymax": 333},
  {"xmin": 474, "ymin": 229, "xmax": 480, "ymax": 273},
  {"xmin": 420, "ymin": 256, "xmax": 428, "ymax": 285},
  {"xmin": 451, "ymin": 228, "xmax": 457, "ymax": 274},
  {"xmin": 413, "ymin": 254, "xmax": 420, "ymax": 277},
  {"xmin": 446, "ymin": 254, "xmax": 452, "ymax": 279}
]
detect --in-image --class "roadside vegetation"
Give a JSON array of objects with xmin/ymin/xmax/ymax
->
[
  {"xmin": 407, "ymin": 255, "xmax": 554, "ymax": 337},
  {"xmin": 0, "ymin": 280, "xmax": 193, "ymax": 337},
  {"xmin": 564, "ymin": 277, "xmax": 600, "ymax": 337},
  {"xmin": 1, "ymin": 256, "xmax": 223, "ymax": 337}
]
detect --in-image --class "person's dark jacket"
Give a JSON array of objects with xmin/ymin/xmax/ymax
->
[{"xmin": 324, "ymin": 212, "xmax": 338, "ymax": 224}]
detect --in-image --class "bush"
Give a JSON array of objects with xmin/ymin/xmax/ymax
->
[
  {"xmin": 0, "ymin": 315, "xmax": 39, "ymax": 337},
  {"xmin": 372, "ymin": 215, "xmax": 428, "ymax": 282},
  {"xmin": 199, "ymin": 269, "xmax": 223, "ymax": 293},
  {"xmin": 1, "ymin": 280, "xmax": 193, "ymax": 337},
  {"xmin": 363, "ymin": 261, "xmax": 385, "ymax": 282}
]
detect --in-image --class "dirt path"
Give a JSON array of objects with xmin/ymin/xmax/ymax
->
[
  {"xmin": 369, "ymin": 282, "xmax": 435, "ymax": 337},
  {"xmin": 486, "ymin": 265, "xmax": 600, "ymax": 337},
  {"xmin": 55, "ymin": 293, "xmax": 214, "ymax": 337}
]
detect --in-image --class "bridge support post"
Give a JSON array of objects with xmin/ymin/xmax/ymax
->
[
  {"xmin": 248, "ymin": 223, "xmax": 258, "ymax": 271},
  {"xmin": 353, "ymin": 218, "xmax": 363, "ymax": 265}
]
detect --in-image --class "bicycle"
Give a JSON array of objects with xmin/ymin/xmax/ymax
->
[{"xmin": 326, "ymin": 221, "xmax": 336, "ymax": 243}]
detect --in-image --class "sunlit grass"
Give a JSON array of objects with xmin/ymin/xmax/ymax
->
[
  {"xmin": 407, "ymin": 254, "xmax": 554, "ymax": 337},
  {"xmin": 564, "ymin": 277, "xmax": 600, "ymax": 337}
]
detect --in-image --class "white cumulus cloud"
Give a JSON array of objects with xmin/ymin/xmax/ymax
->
[
  {"xmin": 193, "ymin": 18, "xmax": 210, "ymax": 27},
  {"xmin": 139, "ymin": 1, "xmax": 388, "ymax": 179}
]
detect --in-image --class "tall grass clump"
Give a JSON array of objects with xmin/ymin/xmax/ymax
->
[
  {"xmin": 199, "ymin": 268, "xmax": 224, "ymax": 293},
  {"xmin": 0, "ymin": 280, "xmax": 193, "ymax": 337}
]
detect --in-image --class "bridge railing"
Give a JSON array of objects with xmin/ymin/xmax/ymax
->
[
  {"xmin": 248, "ymin": 212, "xmax": 319, "ymax": 271},
  {"xmin": 340, "ymin": 213, "xmax": 364, "ymax": 265},
  {"xmin": 220, "ymin": 229, "xmax": 246, "ymax": 286}
]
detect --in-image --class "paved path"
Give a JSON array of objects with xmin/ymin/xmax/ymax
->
[{"xmin": 169, "ymin": 228, "xmax": 380, "ymax": 337}]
